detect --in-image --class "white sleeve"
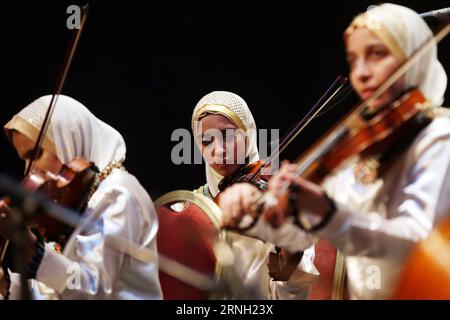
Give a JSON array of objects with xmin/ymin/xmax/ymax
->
[
  {"xmin": 269, "ymin": 245, "xmax": 319, "ymax": 299},
  {"xmin": 242, "ymin": 215, "xmax": 319, "ymax": 253},
  {"xmin": 7, "ymin": 271, "xmax": 57, "ymax": 300},
  {"xmin": 240, "ymin": 220, "xmax": 319, "ymax": 299},
  {"xmin": 224, "ymin": 232, "xmax": 318, "ymax": 299},
  {"xmin": 35, "ymin": 186, "xmax": 160, "ymax": 299}
]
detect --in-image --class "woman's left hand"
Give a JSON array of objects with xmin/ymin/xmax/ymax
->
[
  {"xmin": 217, "ymin": 183, "xmax": 262, "ymax": 228},
  {"xmin": 0, "ymin": 199, "xmax": 38, "ymax": 265}
]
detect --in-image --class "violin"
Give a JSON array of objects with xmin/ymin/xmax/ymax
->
[
  {"xmin": 0, "ymin": 4, "xmax": 92, "ymax": 263},
  {"xmin": 21, "ymin": 157, "xmax": 97, "ymax": 242},
  {"xmin": 296, "ymin": 87, "xmax": 429, "ymax": 185},
  {"xmin": 218, "ymin": 160, "xmax": 270, "ymax": 192}
]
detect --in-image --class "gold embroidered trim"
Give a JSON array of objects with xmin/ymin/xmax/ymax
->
[
  {"xmin": 354, "ymin": 155, "xmax": 381, "ymax": 185},
  {"xmin": 86, "ymin": 162, "xmax": 127, "ymax": 202}
]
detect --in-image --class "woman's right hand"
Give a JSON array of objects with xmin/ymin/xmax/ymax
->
[{"xmin": 217, "ymin": 183, "xmax": 262, "ymax": 228}]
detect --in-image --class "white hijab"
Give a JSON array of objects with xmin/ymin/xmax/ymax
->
[
  {"xmin": 5, "ymin": 95, "xmax": 126, "ymax": 171},
  {"xmin": 192, "ymin": 91, "xmax": 259, "ymax": 197},
  {"xmin": 345, "ymin": 3, "xmax": 447, "ymax": 105}
]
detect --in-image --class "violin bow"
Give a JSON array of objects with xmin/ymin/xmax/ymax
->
[
  {"xmin": 247, "ymin": 75, "xmax": 349, "ymax": 183},
  {"xmin": 25, "ymin": 4, "xmax": 90, "ymax": 177}
]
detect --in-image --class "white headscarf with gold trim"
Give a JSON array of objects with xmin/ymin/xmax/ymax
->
[
  {"xmin": 192, "ymin": 91, "xmax": 259, "ymax": 197},
  {"xmin": 345, "ymin": 3, "xmax": 447, "ymax": 105},
  {"xmin": 4, "ymin": 95, "xmax": 126, "ymax": 171}
]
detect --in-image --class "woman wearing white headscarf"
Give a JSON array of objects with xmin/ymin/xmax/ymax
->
[
  {"xmin": 0, "ymin": 95, "xmax": 162, "ymax": 299},
  {"xmin": 217, "ymin": 4, "xmax": 450, "ymax": 299},
  {"xmin": 190, "ymin": 91, "xmax": 318, "ymax": 299}
]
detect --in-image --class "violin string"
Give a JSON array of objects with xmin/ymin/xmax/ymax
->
[
  {"xmin": 248, "ymin": 76, "xmax": 348, "ymax": 183},
  {"xmin": 276, "ymin": 77, "xmax": 349, "ymax": 154},
  {"xmin": 312, "ymin": 83, "xmax": 354, "ymax": 118},
  {"xmin": 270, "ymin": 78, "xmax": 348, "ymax": 164},
  {"xmin": 258, "ymin": 80, "xmax": 352, "ymax": 180}
]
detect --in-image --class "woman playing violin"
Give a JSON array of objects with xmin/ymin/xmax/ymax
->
[
  {"xmin": 0, "ymin": 95, "xmax": 162, "ymax": 299},
  {"xmin": 218, "ymin": 3, "xmax": 450, "ymax": 299},
  {"xmin": 186, "ymin": 90, "xmax": 318, "ymax": 299}
]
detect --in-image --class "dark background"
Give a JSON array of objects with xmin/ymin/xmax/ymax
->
[{"xmin": 1, "ymin": 0, "xmax": 449, "ymax": 199}]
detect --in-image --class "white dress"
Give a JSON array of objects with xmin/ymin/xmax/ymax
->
[
  {"xmin": 9, "ymin": 169, "xmax": 162, "ymax": 300},
  {"xmin": 194, "ymin": 183, "xmax": 318, "ymax": 300},
  {"xmin": 317, "ymin": 117, "xmax": 450, "ymax": 299}
]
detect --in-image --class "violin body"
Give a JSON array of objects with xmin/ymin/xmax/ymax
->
[
  {"xmin": 23, "ymin": 158, "xmax": 96, "ymax": 209},
  {"xmin": 218, "ymin": 160, "xmax": 270, "ymax": 192},
  {"xmin": 214, "ymin": 160, "xmax": 270, "ymax": 207},
  {"xmin": 0, "ymin": 157, "xmax": 97, "ymax": 259},
  {"xmin": 24, "ymin": 157, "xmax": 97, "ymax": 243}
]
